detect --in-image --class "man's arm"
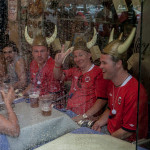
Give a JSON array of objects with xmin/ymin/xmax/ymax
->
[
  {"xmin": 72, "ymin": 99, "xmax": 107, "ymax": 122},
  {"xmin": 73, "ymin": 71, "xmax": 109, "ymax": 122},
  {"xmin": 53, "ymin": 65, "xmax": 65, "ymax": 80},
  {"xmin": 54, "ymin": 45, "xmax": 71, "ymax": 80},
  {"xmin": 14, "ymin": 58, "xmax": 27, "ymax": 89},
  {"xmin": 0, "ymin": 87, "xmax": 20, "ymax": 137},
  {"xmin": 92, "ymin": 108, "xmax": 110, "ymax": 132},
  {"xmin": 111, "ymin": 128, "xmax": 133, "ymax": 140},
  {"xmin": 22, "ymin": 83, "xmax": 32, "ymax": 96}
]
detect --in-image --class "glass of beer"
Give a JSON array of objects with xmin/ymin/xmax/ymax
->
[
  {"xmin": 39, "ymin": 97, "xmax": 52, "ymax": 116},
  {"xmin": 29, "ymin": 90, "xmax": 40, "ymax": 108}
]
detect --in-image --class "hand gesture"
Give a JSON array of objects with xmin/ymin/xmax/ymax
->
[
  {"xmin": 55, "ymin": 45, "xmax": 73, "ymax": 67},
  {"xmin": 1, "ymin": 87, "xmax": 15, "ymax": 105}
]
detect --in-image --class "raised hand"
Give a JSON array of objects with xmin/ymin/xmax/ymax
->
[
  {"xmin": 1, "ymin": 87, "xmax": 15, "ymax": 105},
  {"xmin": 55, "ymin": 45, "xmax": 72, "ymax": 67}
]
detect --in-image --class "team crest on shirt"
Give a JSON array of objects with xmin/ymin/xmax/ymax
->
[
  {"xmin": 85, "ymin": 76, "xmax": 90, "ymax": 82},
  {"xmin": 118, "ymin": 97, "xmax": 122, "ymax": 105}
]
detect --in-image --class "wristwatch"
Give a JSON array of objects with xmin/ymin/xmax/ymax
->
[{"xmin": 82, "ymin": 113, "xmax": 88, "ymax": 119}]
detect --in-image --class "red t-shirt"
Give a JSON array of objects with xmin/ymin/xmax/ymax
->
[
  {"xmin": 30, "ymin": 57, "xmax": 61, "ymax": 95},
  {"xmin": 107, "ymin": 76, "xmax": 148, "ymax": 142},
  {"xmin": 64, "ymin": 65, "xmax": 109, "ymax": 115}
]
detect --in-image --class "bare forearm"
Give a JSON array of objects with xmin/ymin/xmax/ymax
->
[
  {"xmin": 22, "ymin": 83, "xmax": 32, "ymax": 96},
  {"xmin": 92, "ymin": 108, "xmax": 110, "ymax": 131},
  {"xmin": 98, "ymin": 108, "xmax": 110, "ymax": 126},
  {"xmin": 0, "ymin": 88, "xmax": 20, "ymax": 136},
  {"xmin": 72, "ymin": 99, "xmax": 107, "ymax": 122},
  {"xmin": 6, "ymin": 104, "xmax": 18, "ymax": 124},
  {"xmin": 5, "ymin": 104, "xmax": 20, "ymax": 136},
  {"xmin": 15, "ymin": 58, "xmax": 27, "ymax": 89},
  {"xmin": 111, "ymin": 128, "xmax": 133, "ymax": 140},
  {"xmin": 13, "ymin": 80, "xmax": 27, "ymax": 90},
  {"xmin": 53, "ymin": 66, "xmax": 63, "ymax": 80},
  {"xmin": 86, "ymin": 99, "xmax": 107, "ymax": 117}
]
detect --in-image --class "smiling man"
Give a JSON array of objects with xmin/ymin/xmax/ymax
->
[
  {"xmin": 92, "ymin": 28, "xmax": 148, "ymax": 142},
  {"xmin": 53, "ymin": 38, "xmax": 109, "ymax": 122},
  {"xmin": 2, "ymin": 41, "xmax": 27, "ymax": 89}
]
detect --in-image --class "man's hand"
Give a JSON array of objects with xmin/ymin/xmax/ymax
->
[
  {"xmin": 1, "ymin": 87, "xmax": 15, "ymax": 105},
  {"xmin": 72, "ymin": 115, "xmax": 85, "ymax": 122},
  {"xmin": 92, "ymin": 108, "xmax": 110, "ymax": 132},
  {"xmin": 55, "ymin": 45, "xmax": 72, "ymax": 67},
  {"xmin": 0, "ymin": 87, "xmax": 20, "ymax": 137},
  {"xmin": 92, "ymin": 120, "xmax": 102, "ymax": 132}
]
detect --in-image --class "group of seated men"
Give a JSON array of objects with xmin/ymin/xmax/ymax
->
[{"xmin": 0, "ymin": 27, "xmax": 148, "ymax": 144}]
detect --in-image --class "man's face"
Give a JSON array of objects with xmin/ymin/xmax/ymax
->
[
  {"xmin": 100, "ymin": 54, "xmax": 117, "ymax": 80},
  {"xmin": 73, "ymin": 50, "xmax": 91, "ymax": 69},
  {"xmin": 32, "ymin": 46, "xmax": 49, "ymax": 66},
  {"xmin": 3, "ymin": 47, "xmax": 14, "ymax": 63}
]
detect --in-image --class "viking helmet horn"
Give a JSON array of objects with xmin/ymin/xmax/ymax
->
[
  {"xmin": 108, "ymin": 28, "xmax": 114, "ymax": 43},
  {"xmin": 62, "ymin": 46, "xmax": 74, "ymax": 64},
  {"xmin": 25, "ymin": 25, "xmax": 57, "ymax": 46},
  {"xmin": 86, "ymin": 27, "xmax": 97, "ymax": 49},
  {"xmin": 25, "ymin": 26, "xmax": 34, "ymax": 45},
  {"xmin": 46, "ymin": 25, "xmax": 57, "ymax": 46},
  {"xmin": 118, "ymin": 32, "xmax": 123, "ymax": 40},
  {"xmin": 118, "ymin": 27, "xmax": 136, "ymax": 54}
]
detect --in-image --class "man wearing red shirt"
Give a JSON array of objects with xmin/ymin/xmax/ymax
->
[
  {"xmin": 63, "ymin": 65, "xmax": 108, "ymax": 115},
  {"xmin": 54, "ymin": 37, "xmax": 109, "ymax": 122},
  {"xmin": 29, "ymin": 54, "xmax": 60, "ymax": 95},
  {"xmin": 92, "ymin": 28, "xmax": 148, "ymax": 142},
  {"xmin": 23, "ymin": 26, "xmax": 61, "ymax": 97}
]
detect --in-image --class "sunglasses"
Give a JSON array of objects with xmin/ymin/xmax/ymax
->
[{"xmin": 77, "ymin": 75, "xmax": 83, "ymax": 88}]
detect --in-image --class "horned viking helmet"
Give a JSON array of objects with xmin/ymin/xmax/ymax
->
[
  {"xmin": 103, "ymin": 27, "xmax": 136, "ymax": 59},
  {"xmin": 67, "ymin": 27, "xmax": 97, "ymax": 53},
  {"xmin": 24, "ymin": 25, "xmax": 57, "ymax": 47},
  {"xmin": 62, "ymin": 28, "xmax": 97, "ymax": 64}
]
